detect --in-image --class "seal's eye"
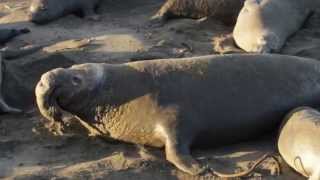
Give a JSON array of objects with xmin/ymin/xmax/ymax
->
[{"xmin": 71, "ymin": 76, "xmax": 82, "ymax": 86}]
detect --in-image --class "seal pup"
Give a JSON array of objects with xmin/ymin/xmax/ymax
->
[
  {"xmin": 29, "ymin": 0, "xmax": 101, "ymax": 24},
  {"xmin": 36, "ymin": 54, "xmax": 320, "ymax": 175},
  {"xmin": 150, "ymin": 0, "xmax": 245, "ymax": 26},
  {"xmin": 233, "ymin": 0, "xmax": 311, "ymax": 53},
  {"xmin": 278, "ymin": 107, "xmax": 320, "ymax": 180}
]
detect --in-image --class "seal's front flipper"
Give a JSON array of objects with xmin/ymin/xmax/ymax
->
[
  {"xmin": 0, "ymin": 98, "xmax": 22, "ymax": 114},
  {"xmin": 148, "ymin": 0, "xmax": 176, "ymax": 28},
  {"xmin": 165, "ymin": 141, "xmax": 205, "ymax": 175},
  {"xmin": 148, "ymin": 12, "xmax": 169, "ymax": 28},
  {"xmin": 212, "ymin": 33, "xmax": 245, "ymax": 54},
  {"xmin": 159, "ymin": 126, "xmax": 205, "ymax": 175}
]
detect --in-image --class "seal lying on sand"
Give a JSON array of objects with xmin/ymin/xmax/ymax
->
[
  {"xmin": 0, "ymin": 45, "xmax": 43, "ymax": 113},
  {"xmin": 28, "ymin": 0, "xmax": 101, "ymax": 24},
  {"xmin": 151, "ymin": 0, "xmax": 245, "ymax": 26},
  {"xmin": 0, "ymin": 28, "xmax": 30, "ymax": 44},
  {"xmin": 233, "ymin": 0, "xmax": 311, "ymax": 53},
  {"xmin": 0, "ymin": 54, "xmax": 21, "ymax": 113},
  {"xmin": 36, "ymin": 54, "xmax": 320, "ymax": 175},
  {"xmin": 278, "ymin": 107, "xmax": 320, "ymax": 180}
]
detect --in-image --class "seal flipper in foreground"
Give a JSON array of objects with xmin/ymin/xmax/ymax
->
[{"xmin": 278, "ymin": 107, "xmax": 320, "ymax": 180}]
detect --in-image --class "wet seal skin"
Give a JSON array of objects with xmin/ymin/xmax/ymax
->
[
  {"xmin": 28, "ymin": 0, "xmax": 101, "ymax": 24},
  {"xmin": 0, "ymin": 28, "xmax": 30, "ymax": 44},
  {"xmin": 150, "ymin": 0, "xmax": 245, "ymax": 26},
  {"xmin": 36, "ymin": 54, "xmax": 320, "ymax": 176},
  {"xmin": 278, "ymin": 107, "xmax": 320, "ymax": 180},
  {"xmin": 233, "ymin": 0, "xmax": 312, "ymax": 53}
]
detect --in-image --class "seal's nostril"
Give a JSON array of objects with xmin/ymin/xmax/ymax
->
[{"xmin": 39, "ymin": 82, "xmax": 44, "ymax": 87}]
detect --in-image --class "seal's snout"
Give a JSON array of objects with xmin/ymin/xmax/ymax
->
[
  {"xmin": 36, "ymin": 68, "xmax": 66, "ymax": 94},
  {"xmin": 36, "ymin": 68, "xmax": 73, "ymax": 126}
]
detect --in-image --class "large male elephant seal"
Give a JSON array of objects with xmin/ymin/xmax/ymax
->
[
  {"xmin": 150, "ymin": 0, "xmax": 245, "ymax": 26},
  {"xmin": 0, "ymin": 28, "xmax": 30, "ymax": 44},
  {"xmin": 233, "ymin": 0, "xmax": 311, "ymax": 53},
  {"xmin": 278, "ymin": 107, "xmax": 320, "ymax": 180},
  {"xmin": 28, "ymin": 0, "xmax": 101, "ymax": 24},
  {"xmin": 36, "ymin": 54, "xmax": 320, "ymax": 176}
]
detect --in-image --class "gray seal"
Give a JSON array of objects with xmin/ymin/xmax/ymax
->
[
  {"xmin": 0, "ymin": 54, "xmax": 21, "ymax": 113},
  {"xmin": 28, "ymin": 0, "xmax": 101, "ymax": 24},
  {"xmin": 0, "ymin": 45, "xmax": 43, "ymax": 113},
  {"xmin": 233, "ymin": 0, "xmax": 311, "ymax": 53},
  {"xmin": 150, "ymin": 0, "xmax": 245, "ymax": 26},
  {"xmin": 35, "ymin": 54, "xmax": 320, "ymax": 175},
  {"xmin": 0, "ymin": 28, "xmax": 30, "ymax": 44},
  {"xmin": 278, "ymin": 107, "xmax": 320, "ymax": 180}
]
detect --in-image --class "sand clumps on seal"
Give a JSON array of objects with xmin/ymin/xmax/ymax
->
[
  {"xmin": 150, "ymin": 0, "xmax": 245, "ymax": 26},
  {"xmin": 28, "ymin": 0, "xmax": 101, "ymax": 24}
]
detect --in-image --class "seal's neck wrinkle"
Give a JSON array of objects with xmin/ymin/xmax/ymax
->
[
  {"xmin": 76, "ymin": 64, "xmax": 154, "ymax": 127},
  {"xmin": 82, "ymin": 64, "xmax": 167, "ymax": 147}
]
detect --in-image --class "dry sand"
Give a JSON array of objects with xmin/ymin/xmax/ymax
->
[{"xmin": 2, "ymin": 0, "xmax": 320, "ymax": 179}]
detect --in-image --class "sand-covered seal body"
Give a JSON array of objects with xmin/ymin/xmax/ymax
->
[
  {"xmin": 151, "ymin": 0, "xmax": 245, "ymax": 25},
  {"xmin": 36, "ymin": 54, "xmax": 320, "ymax": 175},
  {"xmin": 233, "ymin": 0, "xmax": 311, "ymax": 53},
  {"xmin": 29, "ymin": 0, "xmax": 101, "ymax": 24},
  {"xmin": 278, "ymin": 107, "xmax": 320, "ymax": 180}
]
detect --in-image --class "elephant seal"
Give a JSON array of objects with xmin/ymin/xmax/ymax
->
[
  {"xmin": 0, "ymin": 54, "xmax": 21, "ymax": 113},
  {"xmin": 36, "ymin": 54, "xmax": 320, "ymax": 175},
  {"xmin": 0, "ymin": 45, "xmax": 43, "ymax": 113},
  {"xmin": 0, "ymin": 28, "xmax": 30, "ymax": 44},
  {"xmin": 150, "ymin": 0, "xmax": 245, "ymax": 26},
  {"xmin": 278, "ymin": 107, "xmax": 320, "ymax": 180},
  {"xmin": 233, "ymin": 0, "xmax": 311, "ymax": 53},
  {"xmin": 29, "ymin": 0, "xmax": 101, "ymax": 24}
]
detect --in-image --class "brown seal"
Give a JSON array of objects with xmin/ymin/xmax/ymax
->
[{"xmin": 150, "ymin": 0, "xmax": 245, "ymax": 26}]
